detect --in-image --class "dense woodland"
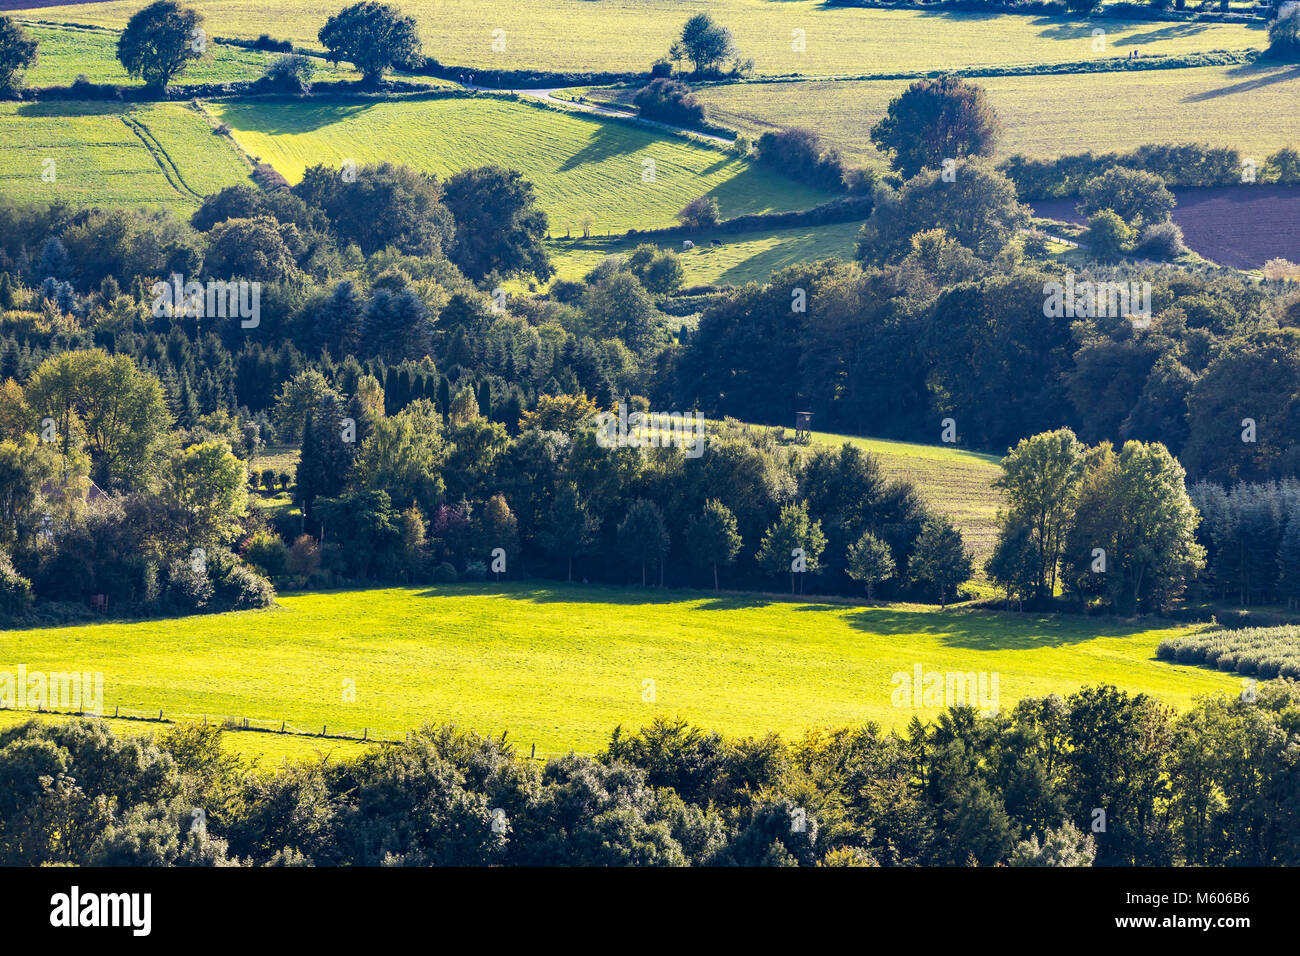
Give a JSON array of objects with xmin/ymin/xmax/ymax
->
[{"xmin": 2, "ymin": 682, "xmax": 1298, "ymax": 866}]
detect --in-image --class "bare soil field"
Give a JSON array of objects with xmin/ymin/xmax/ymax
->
[{"xmin": 1032, "ymin": 184, "xmax": 1300, "ymax": 269}]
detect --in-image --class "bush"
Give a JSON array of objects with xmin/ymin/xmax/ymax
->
[
  {"xmin": 677, "ymin": 195, "xmax": 720, "ymax": 230},
  {"xmin": 463, "ymin": 559, "xmax": 488, "ymax": 581},
  {"xmin": 252, "ymin": 34, "xmax": 294, "ymax": 53},
  {"xmin": 243, "ymin": 530, "xmax": 289, "ymax": 578},
  {"xmin": 1083, "ymin": 209, "xmax": 1134, "ymax": 263},
  {"xmin": 632, "ymin": 78, "xmax": 705, "ymax": 126},
  {"xmin": 0, "ymin": 549, "xmax": 33, "ymax": 619},
  {"xmin": 253, "ymin": 163, "xmax": 290, "ymax": 191},
  {"xmin": 1268, "ymin": 8, "xmax": 1300, "ymax": 60},
  {"xmin": 431, "ymin": 561, "xmax": 458, "ymax": 583},
  {"xmin": 650, "ymin": 59, "xmax": 673, "ymax": 78},
  {"xmin": 211, "ymin": 560, "xmax": 276, "ymax": 609},
  {"xmin": 287, "ymin": 535, "xmax": 322, "ymax": 577},
  {"xmin": 165, "ymin": 556, "xmax": 214, "ymax": 612},
  {"xmin": 260, "ymin": 54, "xmax": 317, "ymax": 94},
  {"xmin": 1134, "ymin": 219, "xmax": 1185, "ymax": 260},
  {"xmin": 756, "ymin": 128, "xmax": 847, "ymax": 193}
]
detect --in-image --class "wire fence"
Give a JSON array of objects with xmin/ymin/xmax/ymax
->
[{"xmin": 0, "ymin": 701, "xmax": 555, "ymax": 759}]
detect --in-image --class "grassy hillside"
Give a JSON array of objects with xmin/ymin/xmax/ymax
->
[
  {"xmin": 806, "ymin": 429, "xmax": 1004, "ymax": 570},
  {"xmin": 208, "ymin": 95, "xmax": 832, "ymax": 232},
  {"xmin": 0, "ymin": 584, "xmax": 1236, "ymax": 759},
  {"xmin": 694, "ymin": 63, "xmax": 1300, "ymax": 169},
  {"xmin": 15, "ymin": 2, "xmax": 1265, "ymax": 76},
  {"xmin": 541, "ymin": 220, "xmax": 863, "ymax": 288},
  {"xmin": 0, "ymin": 100, "xmax": 249, "ymax": 210}
]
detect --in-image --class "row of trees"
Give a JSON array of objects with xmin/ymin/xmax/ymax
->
[
  {"xmin": 0, "ymin": 1, "xmax": 428, "ymax": 95},
  {"xmin": 266, "ymin": 376, "xmax": 973, "ymax": 601},
  {"xmin": 5, "ymin": 680, "xmax": 1299, "ymax": 866}
]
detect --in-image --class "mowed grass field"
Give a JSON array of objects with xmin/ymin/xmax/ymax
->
[
  {"xmin": 208, "ymin": 95, "xmax": 832, "ymax": 233},
  {"xmin": 541, "ymin": 220, "xmax": 862, "ymax": 288},
  {"xmin": 694, "ymin": 63, "xmax": 1300, "ymax": 168},
  {"xmin": 0, "ymin": 584, "xmax": 1237, "ymax": 760},
  {"xmin": 20, "ymin": 23, "xmax": 276, "ymax": 86},
  {"xmin": 14, "ymin": 1, "xmax": 1265, "ymax": 76},
  {"xmin": 0, "ymin": 100, "xmax": 250, "ymax": 209},
  {"xmin": 807, "ymin": 429, "xmax": 1004, "ymax": 570}
]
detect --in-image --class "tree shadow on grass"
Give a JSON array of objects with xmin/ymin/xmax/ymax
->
[
  {"xmin": 1029, "ymin": 18, "xmax": 1214, "ymax": 43},
  {"xmin": 211, "ymin": 100, "xmax": 378, "ymax": 136},
  {"xmin": 557, "ymin": 119, "xmax": 647, "ymax": 173},
  {"xmin": 1182, "ymin": 64, "xmax": 1300, "ymax": 102},
  {"xmin": 16, "ymin": 101, "xmax": 134, "ymax": 119},
  {"xmin": 715, "ymin": 226, "xmax": 859, "ymax": 285},
  {"xmin": 843, "ymin": 606, "xmax": 1155, "ymax": 651},
  {"xmin": 412, "ymin": 580, "xmax": 801, "ymax": 610}
]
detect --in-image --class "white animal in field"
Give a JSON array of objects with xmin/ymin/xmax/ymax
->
[{"xmin": 682, "ymin": 240, "xmax": 694, "ymax": 249}]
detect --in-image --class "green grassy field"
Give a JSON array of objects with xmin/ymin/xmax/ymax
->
[
  {"xmin": 21, "ymin": 23, "xmax": 277, "ymax": 86},
  {"xmin": 692, "ymin": 62, "xmax": 1300, "ymax": 168},
  {"xmin": 541, "ymin": 220, "xmax": 863, "ymax": 288},
  {"xmin": 15, "ymin": 2, "xmax": 1265, "ymax": 77},
  {"xmin": 0, "ymin": 583, "xmax": 1237, "ymax": 760},
  {"xmin": 0, "ymin": 100, "xmax": 249, "ymax": 209},
  {"xmin": 208, "ymin": 95, "xmax": 832, "ymax": 232}
]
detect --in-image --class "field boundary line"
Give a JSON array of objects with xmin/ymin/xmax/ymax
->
[{"xmin": 0, "ymin": 701, "xmax": 561, "ymax": 759}]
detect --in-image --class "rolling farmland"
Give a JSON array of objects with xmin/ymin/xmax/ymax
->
[
  {"xmin": 10, "ymin": 2, "xmax": 1266, "ymax": 76},
  {"xmin": 691, "ymin": 62, "xmax": 1300, "ymax": 168},
  {"xmin": 208, "ymin": 95, "xmax": 832, "ymax": 232},
  {"xmin": 0, "ymin": 584, "xmax": 1236, "ymax": 759}
]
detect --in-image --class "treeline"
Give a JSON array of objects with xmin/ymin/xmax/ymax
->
[
  {"xmin": 259, "ymin": 391, "xmax": 972, "ymax": 602},
  {"xmin": 1002, "ymin": 143, "xmax": 1300, "ymax": 200},
  {"xmin": 4, "ymin": 681, "xmax": 1299, "ymax": 866},
  {"xmin": 1190, "ymin": 479, "xmax": 1300, "ymax": 607},
  {"xmin": 678, "ymin": 254, "xmax": 1300, "ymax": 484}
]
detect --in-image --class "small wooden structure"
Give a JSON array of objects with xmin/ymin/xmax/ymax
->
[{"xmin": 795, "ymin": 411, "xmax": 813, "ymax": 445}]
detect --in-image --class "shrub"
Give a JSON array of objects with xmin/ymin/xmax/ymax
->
[
  {"xmin": 252, "ymin": 34, "xmax": 294, "ymax": 53},
  {"xmin": 1134, "ymin": 220, "xmax": 1185, "ymax": 260},
  {"xmin": 261, "ymin": 53, "xmax": 317, "ymax": 94},
  {"xmin": 1268, "ymin": 7, "xmax": 1300, "ymax": 60},
  {"xmin": 212, "ymin": 559, "xmax": 276, "ymax": 609},
  {"xmin": 632, "ymin": 78, "xmax": 705, "ymax": 126},
  {"xmin": 244, "ymin": 530, "xmax": 289, "ymax": 578},
  {"xmin": 756, "ymin": 128, "xmax": 847, "ymax": 193},
  {"xmin": 284, "ymin": 535, "xmax": 319, "ymax": 577},
  {"xmin": 253, "ymin": 163, "xmax": 290, "ymax": 191},
  {"xmin": 432, "ymin": 561, "xmax": 457, "ymax": 583},
  {"xmin": 1265, "ymin": 146, "xmax": 1300, "ymax": 184},
  {"xmin": 0, "ymin": 549, "xmax": 33, "ymax": 619},
  {"xmin": 1083, "ymin": 209, "xmax": 1134, "ymax": 263}
]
